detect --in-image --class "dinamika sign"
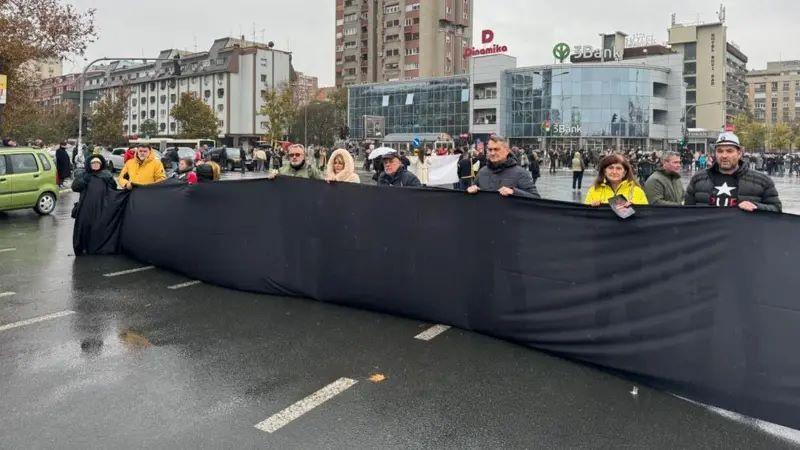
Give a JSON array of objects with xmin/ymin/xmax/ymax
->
[{"xmin": 463, "ymin": 29, "xmax": 508, "ymax": 58}]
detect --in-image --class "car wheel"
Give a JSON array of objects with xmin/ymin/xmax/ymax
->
[{"xmin": 34, "ymin": 192, "xmax": 57, "ymax": 215}]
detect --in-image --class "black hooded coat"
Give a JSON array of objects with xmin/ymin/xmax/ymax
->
[{"xmin": 71, "ymin": 154, "xmax": 129, "ymax": 255}]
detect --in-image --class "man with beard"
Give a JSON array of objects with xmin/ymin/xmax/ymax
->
[
  {"xmin": 266, "ymin": 144, "xmax": 323, "ymax": 180},
  {"xmin": 685, "ymin": 132, "xmax": 781, "ymax": 212},
  {"xmin": 467, "ymin": 135, "xmax": 540, "ymax": 199}
]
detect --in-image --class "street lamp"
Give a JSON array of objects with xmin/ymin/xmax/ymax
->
[{"xmin": 77, "ymin": 56, "xmax": 181, "ymax": 151}]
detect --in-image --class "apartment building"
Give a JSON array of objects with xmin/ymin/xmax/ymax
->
[
  {"xmin": 82, "ymin": 38, "xmax": 292, "ymax": 146},
  {"xmin": 335, "ymin": 0, "xmax": 473, "ymax": 87},
  {"xmin": 747, "ymin": 61, "xmax": 800, "ymax": 124},
  {"xmin": 293, "ymin": 71, "xmax": 319, "ymax": 105},
  {"xmin": 668, "ymin": 19, "xmax": 748, "ymax": 131}
]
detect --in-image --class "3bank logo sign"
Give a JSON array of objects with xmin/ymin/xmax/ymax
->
[{"xmin": 553, "ymin": 43, "xmax": 571, "ymax": 63}]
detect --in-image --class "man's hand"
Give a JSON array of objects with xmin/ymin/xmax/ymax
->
[
  {"xmin": 266, "ymin": 172, "xmax": 277, "ymax": 180},
  {"xmin": 466, "ymin": 185, "xmax": 479, "ymax": 195},
  {"xmin": 739, "ymin": 201, "xmax": 758, "ymax": 212},
  {"xmin": 498, "ymin": 187, "xmax": 514, "ymax": 197},
  {"xmin": 590, "ymin": 200, "xmax": 601, "ymax": 207}
]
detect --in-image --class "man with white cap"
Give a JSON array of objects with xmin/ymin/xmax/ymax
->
[{"xmin": 685, "ymin": 132, "xmax": 781, "ymax": 212}]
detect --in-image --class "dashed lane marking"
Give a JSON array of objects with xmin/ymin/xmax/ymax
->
[
  {"xmin": 0, "ymin": 292, "xmax": 16, "ymax": 299},
  {"xmin": 0, "ymin": 248, "xmax": 16, "ymax": 253},
  {"xmin": 414, "ymin": 324, "xmax": 451, "ymax": 341},
  {"xmin": 167, "ymin": 280, "xmax": 202, "ymax": 290},
  {"xmin": 103, "ymin": 266, "xmax": 155, "ymax": 277},
  {"xmin": 254, "ymin": 377, "xmax": 358, "ymax": 433},
  {"xmin": 0, "ymin": 310, "xmax": 76, "ymax": 332}
]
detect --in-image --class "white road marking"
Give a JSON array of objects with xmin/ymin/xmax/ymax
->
[
  {"xmin": 0, "ymin": 292, "xmax": 16, "ymax": 298},
  {"xmin": 0, "ymin": 310, "xmax": 76, "ymax": 332},
  {"xmin": 676, "ymin": 395, "xmax": 800, "ymax": 444},
  {"xmin": 254, "ymin": 377, "xmax": 358, "ymax": 433},
  {"xmin": 168, "ymin": 280, "xmax": 202, "ymax": 290},
  {"xmin": 0, "ymin": 248, "xmax": 16, "ymax": 253},
  {"xmin": 103, "ymin": 266, "xmax": 155, "ymax": 277},
  {"xmin": 415, "ymin": 324, "xmax": 451, "ymax": 341}
]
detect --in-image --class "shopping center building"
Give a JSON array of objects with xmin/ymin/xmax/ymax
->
[{"xmin": 347, "ymin": 53, "xmax": 685, "ymax": 152}]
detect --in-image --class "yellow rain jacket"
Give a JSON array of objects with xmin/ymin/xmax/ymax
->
[
  {"xmin": 118, "ymin": 151, "xmax": 167, "ymax": 189},
  {"xmin": 584, "ymin": 179, "xmax": 649, "ymax": 205}
]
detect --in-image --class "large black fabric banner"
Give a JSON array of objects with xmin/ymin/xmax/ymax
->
[{"xmin": 115, "ymin": 178, "xmax": 800, "ymax": 430}]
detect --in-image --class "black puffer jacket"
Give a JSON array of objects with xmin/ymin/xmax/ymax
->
[
  {"xmin": 475, "ymin": 157, "xmax": 540, "ymax": 199},
  {"xmin": 377, "ymin": 166, "xmax": 421, "ymax": 187},
  {"xmin": 685, "ymin": 163, "xmax": 781, "ymax": 212}
]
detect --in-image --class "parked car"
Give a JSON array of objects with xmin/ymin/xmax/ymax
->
[
  {"xmin": 0, "ymin": 147, "xmax": 60, "ymax": 215},
  {"xmin": 102, "ymin": 147, "xmax": 127, "ymax": 172},
  {"xmin": 208, "ymin": 147, "xmax": 254, "ymax": 172}
]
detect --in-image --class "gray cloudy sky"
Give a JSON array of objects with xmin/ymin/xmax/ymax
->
[{"xmin": 66, "ymin": 0, "xmax": 796, "ymax": 86}]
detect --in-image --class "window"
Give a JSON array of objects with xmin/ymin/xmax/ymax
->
[
  {"xmin": 123, "ymin": 125, "xmax": 129, "ymax": 133},
  {"xmin": 406, "ymin": 47, "xmax": 419, "ymax": 56},
  {"xmin": 385, "ymin": 34, "xmax": 400, "ymax": 43},
  {"xmin": 132, "ymin": 99, "xmax": 138, "ymax": 106},
  {"xmin": 132, "ymin": 113, "xmax": 137, "ymax": 120},
  {"xmin": 159, "ymin": 123, "xmax": 166, "ymax": 131},
  {"xmin": 385, "ymin": 19, "xmax": 400, "ymax": 28},
  {"xmin": 160, "ymin": 81, "xmax": 167, "ymax": 89},
  {"xmin": 160, "ymin": 95, "xmax": 166, "ymax": 104},
  {"xmin": 132, "ymin": 124, "xmax": 137, "ymax": 133},
  {"xmin": 141, "ymin": 85, "xmax": 147, "ymax": 92},
  {"xmin": 385, "ymin": 3, "xmax": 400, "ymax": 14},
  {"xmin": 141, "ymin": 110, "xmax": 146, "ymax": 117},
  {"xmin": 382, "ymin": 95, "xmax": 390, "ymax": 107},
  {"xmin": 149, "ymin": 96, "xmax": 155, "ymax": 103},
  {"xmin": 170, "ymin": 94, "xmax": 176, "ymax": 103},
  {"xmin": 9, "ymin": 154, "xmax": 39, "ymax": 174},
  {"xmin": 217, "ymin": 88, "xmax": 225, "ymax": 98},
  {"xmin": 141, "ymin": 97, "xmax": 147, "ymax": 104},
  {"xmin": 344, "ymin": 27, "xmax": 358, "ymax": 36},
  {"xmin": 169, "ymin": 80, "xmax": 176, "ymax": 88},
  {"xmin": 683, "ymin": 43, "xmax": 696, "ymax": 61},
  {"xmin": 204, "ymin": 90, "xmax": 211, "ymax": 98},
  {"xmin": 150, "ymin": 110, "xmax": 156, "ymax": 118},
  {"xmin": 170, "ymin": 122, "xmax": 176, "ymax": 131},
  {"xmin": 38, "ymin": 154, "xmax": 52, "ymax": 171},
  {"xmin": 405, "ymin": 2, "xmax": 420, "ymax": 11},
  {"xmin": 217, "ymin": 104, "xmax": 224, "ymax": 112},
  {"xmin": 404, "ymin": 62, "xmax": 419, "ymax": 70},
  {"xmin": 405, "ymin": 93, "xmax": 414, "ymax": 105},
  {"xmin": 404, "ymin": 32, "xmax": 419, "ymax": 41}
]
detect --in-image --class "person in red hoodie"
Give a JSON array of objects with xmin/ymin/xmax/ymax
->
[
  {"xmin": 174, "ymin": 157, "xmax": 198, "ymax": 185},
  {"xmin": 124, "ymin": 146, "xmax": 136, "ymax": 162}
]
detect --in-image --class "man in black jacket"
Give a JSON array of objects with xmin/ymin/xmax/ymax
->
[
  {"xmin": 685, "ymin": 132, "xmax": 781, "ymax": 212},
  {"xmin": 378, "ymin": 152, "xmax": 421, "ymax": 187},
  {"xmin": 467, "ymin": 135, "xmax": 540, "ymax": 199},
  {"xmin": 55, "ymin": 142, "xmax": 72, "ymax": 187}
]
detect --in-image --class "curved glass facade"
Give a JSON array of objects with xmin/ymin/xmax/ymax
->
[
  {"xmin": 504, "ymin": 67, "xmax": 656, "ymax": 139},
  {"xmin": 348, "ymin": 76, "xmax": 471, "ymax": 139}
]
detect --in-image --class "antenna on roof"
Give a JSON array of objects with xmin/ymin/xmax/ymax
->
[{"xmin": 671, "ymin": 13, "xmax": 676, "ymax": 26}]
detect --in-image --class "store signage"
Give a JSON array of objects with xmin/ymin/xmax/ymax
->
[
  {"xmin": 553, "ymin": 43, "xmax": 570, "ymax": 63},
  {"xmin": 464, "ymin": 29, "xmax": 508, "ymax": 58},
  {"xmin": 553, "ymin": 42, "xmax": 623, "ymax": 62},
  {"xmin": 541, "ymin": 120, "xmax": 582, "ymax": 134}
]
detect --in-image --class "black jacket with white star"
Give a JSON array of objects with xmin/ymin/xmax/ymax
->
[{"xmin": 684, "ymin": 163, "xmax": 782, "ymax": 212}]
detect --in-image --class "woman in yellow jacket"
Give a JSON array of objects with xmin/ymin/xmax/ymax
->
[
  {"xmin": 118, "ymin": 146, "xmax": 167, "ymax": 189},
  {"xmin": 584, "ymin": 154, "xmax": 649, "ymax": 206}
]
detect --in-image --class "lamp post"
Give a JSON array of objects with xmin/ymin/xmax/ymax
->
[{"xmin": 77, "ymin": 56, "xmax": 181, "ymax": 151}]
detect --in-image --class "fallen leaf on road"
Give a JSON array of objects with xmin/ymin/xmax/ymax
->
[{"xmin": 368, "ymin": 373, "xmax": 386, "ymax": 383}]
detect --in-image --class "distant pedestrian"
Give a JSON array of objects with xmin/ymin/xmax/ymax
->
[
  {"xmin": 253, "ymin": 147, "xmax": 267, "ymax": 172},
  {"xmin": 644, "ymin": 151, "xmax": 685, "ymax": 205},
  {"xmin": 571, "ymin": 150, "xmax": 586, "ymax": 191},
  {"xmin": 239, "ymin": 146, "xmax": 247, "ymax": 173},
  {"xmin": 529, "ymin": 151, "xmax": 541, "ymax": 186},
  {"xmin": 55, "ymin": 142, "xmax": 72, "ymax": 187},
  {"xmin": 409, "ymin": 150, "xmax": 430, "ymax": 186}
]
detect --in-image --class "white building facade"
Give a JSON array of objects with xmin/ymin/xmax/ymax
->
[{"xmin": 83, "ymin": 38, "xmax": 293, "ymax": 146}]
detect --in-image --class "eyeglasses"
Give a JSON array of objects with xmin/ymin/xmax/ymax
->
[{"xmin": 288, "ymin": 153, "xmax": 304, "ymax": 158}]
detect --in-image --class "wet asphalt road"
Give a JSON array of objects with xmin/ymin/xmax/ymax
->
[{"xmin": 1, "ymin": 176, "xmax": 800, "ymax": 448}]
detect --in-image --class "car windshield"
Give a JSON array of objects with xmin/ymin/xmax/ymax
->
[{"xmin": 177, "ymin": 149, "xmax": 195, "ymax": 159}]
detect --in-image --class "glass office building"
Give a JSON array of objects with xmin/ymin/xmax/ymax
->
[
  {"xmin": 504, "ymin": 66, "xmax": 672, "ymax": 151},
  {"xmin": 348, "ymin": 76, "xmax": 471, "ymax": 140}
]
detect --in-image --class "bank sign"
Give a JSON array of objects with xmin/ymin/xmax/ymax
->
[
  {"xmin": 553, "ymin": 43, "xmax": 622, "ymax": 63},
  {"xmin": 463, "ymin": 29, "xmax": 509, "ymax": 58}
]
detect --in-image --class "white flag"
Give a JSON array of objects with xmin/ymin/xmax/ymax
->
[{"xmin": 427, "ymin": 155, "xmax": 460, "ymax": 186}]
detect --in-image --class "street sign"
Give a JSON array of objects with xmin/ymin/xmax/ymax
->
[
  {"xmin": 412, "ymin": 137, "xmax": 421, "ymax": 148},
  {"xmin": 62, "ymin": 90, "xmax": 100, "ymax": 101},
  {"xmin": 0, "ymin": 74, "xmax": 7, "ymax": 105}
]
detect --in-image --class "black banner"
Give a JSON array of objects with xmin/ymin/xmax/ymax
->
[{"xmin": 114, "ymin": 178, "xmax": 800, "ymax": 430}]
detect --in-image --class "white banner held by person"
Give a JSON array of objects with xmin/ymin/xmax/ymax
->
[{"xmin": 427, "ymin": 155, "xmax": 460, "ymax": 186}]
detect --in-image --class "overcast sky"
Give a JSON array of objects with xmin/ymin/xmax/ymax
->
[{"xmin": 66, "ymin": 0, "xmax": 796, "ymax": 86}]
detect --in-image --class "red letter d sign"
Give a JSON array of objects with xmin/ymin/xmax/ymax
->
[{"xmin": 481, "ymin": 29, "xmax": 494, "ymax": 44}]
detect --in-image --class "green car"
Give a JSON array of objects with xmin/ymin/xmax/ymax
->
[{"xmin": 0, "ymin": 147, "xmax": 60, "ymax": 215}]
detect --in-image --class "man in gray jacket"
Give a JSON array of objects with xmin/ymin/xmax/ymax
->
[
  {"xmin": 467, "ymin": 135, "xmax": 540, "ymax": 199},
  {"xmin": 644, "ymin": 151, "xmax": 685, "ymax": 205},
  {"xmin": 685, "ymin": 132, "xmax": 781, "ymax": 212}
]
